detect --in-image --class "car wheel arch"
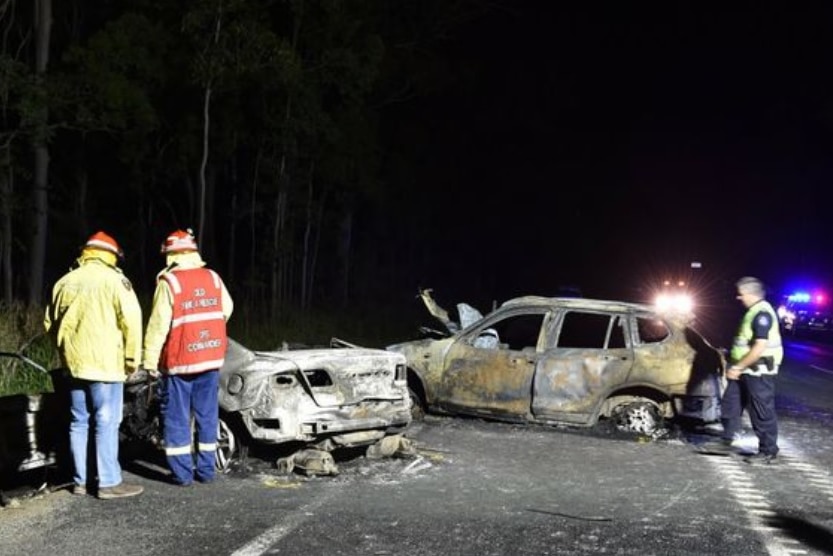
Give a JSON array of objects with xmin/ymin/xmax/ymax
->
[
  {"xmin": 407, "ymin": 369, "xmax": 428, "ymax": 421},
  {"xmin": 596, "ymin": 387, "xmax": 672, "ymax": 436},
  {"xmin": 598, "ymin": 387, "xmax": 672, "ymax": 418}
]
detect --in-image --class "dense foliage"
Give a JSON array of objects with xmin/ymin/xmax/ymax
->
[{"xmin": 0, "ymin": 0, "xmax": 497, "ymax": 314}]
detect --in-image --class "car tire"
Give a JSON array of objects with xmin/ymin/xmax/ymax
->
[
  {"xmin": 612, "ymin": 400, "xmax": 663, "ymax": 435},
  {"xmin": 409, "ymin": 387, "xmax": 426, "ymax": 422}
]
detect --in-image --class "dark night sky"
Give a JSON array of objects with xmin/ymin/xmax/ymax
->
[{"xmin": 400, "ymin": 1, "xmax": 833, "ymax": 312}]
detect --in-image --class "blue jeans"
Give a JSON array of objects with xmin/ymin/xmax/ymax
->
[{"xmin": 69, "ymin": 380, "xmax": 124, "ymax": 488}]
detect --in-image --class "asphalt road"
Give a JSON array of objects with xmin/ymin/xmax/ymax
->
[{"xmin": 2, "ymin": 337, "xmax": 833, "ymax": 556}]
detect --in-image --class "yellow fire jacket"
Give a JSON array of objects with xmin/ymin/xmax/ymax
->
[
  {"xmin": 44, "ymin": 254, "xmax": 143, "ymax": 382},
  {"xmin": 142, "ymin": 251, "xmax": 233, "ymax": 373}
]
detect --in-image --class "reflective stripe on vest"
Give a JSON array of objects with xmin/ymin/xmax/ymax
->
[
  {"xmin": 730, "ymin": 300, "xmax": 784, "ymax": 371},
  {"xmin": 161, "ymin": 268, "xmax": 227, "ymax": 375}
]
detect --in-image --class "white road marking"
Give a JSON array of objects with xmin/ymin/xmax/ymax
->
[
  {"xmin": 229, "ymin": 485, "xmax": 335, "ymax": 556},
  {"xmin": 809, "ymin": 364, "xmax": 833, "ymax": 375},
  {"xmin": 704, "ymin": 447, "xmax": 816, "ymax": 556}
]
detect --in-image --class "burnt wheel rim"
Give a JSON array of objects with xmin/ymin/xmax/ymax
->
[
  {"xmin": 615, "ymin": 402, "xmax": 660, "ymax": 434},
  {"xmin": 215, "ymin": 418, "xmax": 236, "ymax": 471}
]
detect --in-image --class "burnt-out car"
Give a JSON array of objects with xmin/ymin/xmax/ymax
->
[
  {"xmin": 217, "ymin": 339, "xmax": 413, "ymax": 473},
  {"xmin": 1, "ymin": 339, "xmax": 413, "ymax": 483},
  {"xmin": 388, "ymin": 290, "xmax": 725, "ymax": 436}
]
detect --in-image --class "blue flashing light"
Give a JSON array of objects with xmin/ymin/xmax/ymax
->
[
  {"xmin": 786, "ymin": 291, "xmax": 828, "ymax": 305},
  {"xmin": 788, "ymin": 292, "xmax": 811, "ymax": 303}
]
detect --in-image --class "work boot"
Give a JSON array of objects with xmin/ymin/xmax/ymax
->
[
  {"xmin": 71, "ymin": 484, "xmax": 87, "ymax": 496},
  {"xmin": 97, "ymin": 483, "xmax": 144, "ymax": 499}
]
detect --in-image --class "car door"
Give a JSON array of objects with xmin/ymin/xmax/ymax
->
[
  {"xmin": 531, "ymin": 310, "xmax": 634, "ymax": 424},
  {"xmin": 438, "ymin": 309, "xmax": 551, "ymax": 420}
]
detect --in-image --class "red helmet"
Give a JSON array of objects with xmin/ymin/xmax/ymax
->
[
  {"xmin": 84, "ymin": 231, "xmax": 124, "ymax": 258},
  {"xmin": 160, "ymin": 229, "xmax": 198, "ymax": 254}
]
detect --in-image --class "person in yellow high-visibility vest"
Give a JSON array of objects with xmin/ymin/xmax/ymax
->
[{"xmin": 721, "ymin": 276, "xmax": 783, "ymax": 465}]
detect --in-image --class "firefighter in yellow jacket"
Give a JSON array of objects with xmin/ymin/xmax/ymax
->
[
  {"xmin": 44, "ymin": 231, "xmax": 144, "ymax": 499},
  {"xmin": 143, "ymin": 229, "xmax": 233, "ymax": 486}
]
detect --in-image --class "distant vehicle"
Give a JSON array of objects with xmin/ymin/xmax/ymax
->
[
  {"xmin": 388, "ymin": 289, "xmax": 724, "ymax": 437},
  {"xmin": 653, "ymin": 279, "xmax": 695, "ymax": 316},
  {"xmin": 777, "ymin": 290, "xmax": 833, "ymax": 335}
]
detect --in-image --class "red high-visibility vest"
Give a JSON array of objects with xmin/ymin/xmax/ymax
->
[{"xmin": 160, "ymin": 268, "xmax": 227, "ymax": 375}]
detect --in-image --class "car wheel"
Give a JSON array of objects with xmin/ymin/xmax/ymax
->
[
  {"xmin": 612, "ymin": 401, "xmax": 663, "ymax": 435},
  {"xmin": 215, "ymin": 417, "xmax": 237, "ymax": 472},
  {"xmin": 409, "ymin": 387, "xmax": 426, "ymax": 421}
]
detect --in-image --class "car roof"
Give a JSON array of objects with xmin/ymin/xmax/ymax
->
[{"xmin": 498, "ymin": 295, "xmax": 693, "ymax": 323}]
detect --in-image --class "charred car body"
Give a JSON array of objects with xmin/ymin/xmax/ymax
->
[
  {"xmin": 389, "ymin": 290, "xmax": 724, "ymax": 435},
  {"xmin": 216, "ymin": 339, "xmax": 413, "ymax": 473}
]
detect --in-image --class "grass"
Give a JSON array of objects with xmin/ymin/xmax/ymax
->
[{"xmin": 0, "ymin": 304, "xmax": 57, "ymax": 396}]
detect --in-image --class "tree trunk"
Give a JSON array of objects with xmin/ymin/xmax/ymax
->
[
  {"xmin": 1, "ymin": 161, "xmax": 13, "ymax": 304},
  {"xmin": 197, "ymin": 0, "xmax": 223, "ymax": 248},
  {"xmin": 249, "ymin": 147, "xmax": 262, "ymax": 287},
  {"xmin": 300, "ymin": 161, "xmax": 314, "ymax": 309},
  {"xmin": 75, "ymin": 159, "xmax": 88, "ymax": 237},
  {"xmin": 28, "ymin": 0, "xmax": 52, "ymax": 306},
  {"xmin": 198, "ymin": 83, "xmax": 211, "ymax": 246},
  {"xmin": 271, "ymin": 186, "xmax": 287, "ymax": 315},
  {"xmin": 228, "ymin": 186, "xmax": 237, "ymax": 283},
  {"xmin": 339, "ymin": 208, "xmax": 353, "ymax": 308},
  {"xmin": 309, "ymin": 187, "xmax": 326, "ymax": 310}
]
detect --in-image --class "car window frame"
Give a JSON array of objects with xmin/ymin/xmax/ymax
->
[
  {"xmin": 630, "ymin": 311, "xmax": 674, "ymax": 346},
  {"xmin": 548, "ymin": 308, "xmax": 632, "ymax": 350},
  {"xmin": 456, "ymin": 306, "xmax": 555, "ymax": 353}
]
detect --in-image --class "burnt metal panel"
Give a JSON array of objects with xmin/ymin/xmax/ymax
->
[
  {"xmin": 532, "ymin": 348, "xmax": 633, "ymax": 421},
  {"xmin": 438, "ymin": 342, "xmax": 535, "ymax": 418}
]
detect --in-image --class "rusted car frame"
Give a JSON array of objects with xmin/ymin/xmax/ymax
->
[
  {"xmin": 389, "ymin": 290, "xmax": 724, "ymax": 435},
  {"xmin": 218, "ymin": 339, "xmax": 413, "ymax": 473}
]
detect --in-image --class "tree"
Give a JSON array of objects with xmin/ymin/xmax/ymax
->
[
  {"xmin": 0, "ymin": 2, "xmax": 31, "ymax": 303},
  {"xmin": 26, "ymin": 0, "xmax": 51, "ymax": 306}
]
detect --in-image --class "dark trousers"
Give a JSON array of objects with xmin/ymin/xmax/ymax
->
[
  {"xmin": 162, "ymin": 370, "xmax": 219, "ymax": 485},
  {"xmin": 720, "ymin": 379, "xmax": 746, "ymax": 441},
  {"xmin": 720, "ymin": 374, "xmax": 778, "ymax": 456}
]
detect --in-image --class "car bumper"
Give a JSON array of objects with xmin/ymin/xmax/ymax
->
[{"xmin": 240, "ymin": 404, "xmax": 412, "ymax": 445}]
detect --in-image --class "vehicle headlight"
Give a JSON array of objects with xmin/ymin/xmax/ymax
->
[{"xmin": 655, "ymin": 292, "xmax": 694, "ymax": 314}]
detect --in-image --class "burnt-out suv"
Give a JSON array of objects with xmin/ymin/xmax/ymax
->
[{"xmin": 388, "ymin": 290, "xmax": 725, "ymax": 436}]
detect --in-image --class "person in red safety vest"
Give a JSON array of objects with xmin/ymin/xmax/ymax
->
[{"xmin": 142, "ymin": 229, "xmax": 233, "ymax": 486}]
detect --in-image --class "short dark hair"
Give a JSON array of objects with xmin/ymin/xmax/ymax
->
[{"xmin": 736, "ymin": 276, "xmax": 765, "ymax": 298}]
